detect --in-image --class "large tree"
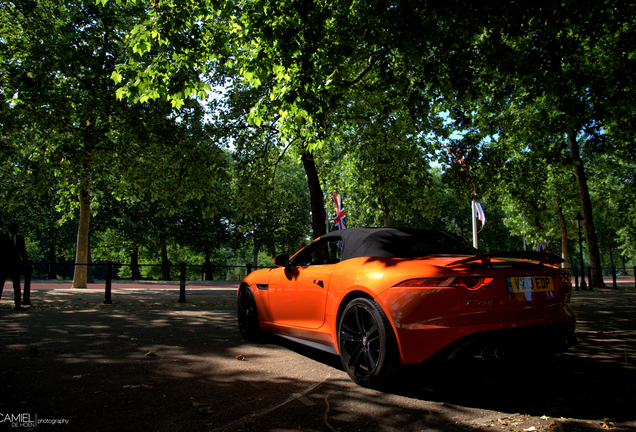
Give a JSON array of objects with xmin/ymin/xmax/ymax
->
[
  {"xmin": 112, "ymin": 0, "xmax": 490, "ymax": 237},
  {"xmin": 459, "ymin": 1, "xmax": 636, "ymax": 286},
  {"xmin": 1, "ymin": 0, "xmax": 227, "ymax": 287},
  {"xmin": 209, "ymin": 77, "xmax": 312, "ymax": 254},
  {"xmin": 113, "ymin": 0, "xmax": 635, "ymax": 273}
]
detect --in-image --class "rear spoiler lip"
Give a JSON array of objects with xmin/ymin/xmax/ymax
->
[{"xmin": 446, "ymin": 251, "xmax": 565, "ymax": 267}]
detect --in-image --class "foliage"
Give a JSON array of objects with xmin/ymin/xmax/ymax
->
[
  {"xmin": 435, "ymin": 1, "xmax": 636, "ymax": 283},
  {"xmin": 589, "ymin": 154, "xmax": 636, "ymax": 258},
  {"xmin": 1, "ymin": 0, "xmax": 230, "ymax": 285},
  {"xmin": 1, "ymin": 0, "xmax": 634, "ymax": 277}
]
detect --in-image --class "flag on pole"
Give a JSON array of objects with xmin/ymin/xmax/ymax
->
[
  {"xmin": 332, "ymin": 192, "xmax": 347, "ymax": 231},
  {"xmin": 475, "ymin": 202, "xmax": 486, "ymax": 231},
  {"xmin": 536, "ymin": 240, "xmax": 548, "ymax": 252}
]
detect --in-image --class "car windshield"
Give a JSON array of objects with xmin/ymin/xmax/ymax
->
[{"xmin": 293, "ymin": 238, "xmax": 343, "ymax": 266}]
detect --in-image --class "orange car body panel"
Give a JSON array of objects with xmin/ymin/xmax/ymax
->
[{"xmin": 241, "ymin": 253, "xmax": 575, "ymax": 364}]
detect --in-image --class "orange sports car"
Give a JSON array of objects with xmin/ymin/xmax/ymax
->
[{"xmin": 237, "ymin": 227, "xmax": 576, "ymax": 387}]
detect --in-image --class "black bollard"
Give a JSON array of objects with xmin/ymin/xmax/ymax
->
[
  {"xmin": 22, "ymin": 259, "xmax": 33, "ymax": 305},
  {"xmin": 179, "ymin": 262, "xmax": 187, "ymax": 303},
  {"xmin": 612, "ymin": 266, "xmax": 617, "ymax": 289},
  {"xmin": 104, "ymin": 261, "xmax": 113, "ymax": 304}
]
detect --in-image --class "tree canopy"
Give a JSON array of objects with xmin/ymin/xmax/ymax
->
[
  {"xmin": 1, "ymin": 0, "xmax": 229, "ymax": 286},
  {"xmin": 1, "ymin": 0, "xmax": 634, "ymax": 286}
]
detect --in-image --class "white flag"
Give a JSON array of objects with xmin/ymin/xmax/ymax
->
[{"xmin": 475, "ymin": 202, "xmax": 486, "ymax": 229}]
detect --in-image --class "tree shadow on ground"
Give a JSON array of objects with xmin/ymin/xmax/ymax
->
[{"xmin": 0, "ymin": 288, "xmax": 634, "ymax": 431}]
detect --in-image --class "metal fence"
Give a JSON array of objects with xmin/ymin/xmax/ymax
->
[
  {"xmin": 16, "ymin": 260, "xmax": 259, "ymax": 306},
  {"xmin": 27, "ymin": 260, "xmax": 258, "ymax": 282},
  {"xmin": 567, "ymin": 265, "xmax": 635, "ymax": 291}
]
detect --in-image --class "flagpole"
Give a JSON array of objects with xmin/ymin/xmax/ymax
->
[
  {"xmin": 325, "ymin": 181, "xmax": 330, "ymax": 233},
  {"xmin": 472, "ymin": 200, "xmax": 478, "ymax": 249}
]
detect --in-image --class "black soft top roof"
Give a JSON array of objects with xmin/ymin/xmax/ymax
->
[{"xmin": 316, "ymin": 227, "xmax": 477, "ymax": 261}]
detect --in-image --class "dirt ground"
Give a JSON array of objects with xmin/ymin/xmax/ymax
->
[{"xmin": 0, "ymin": 280, "xmax": 635, "ymax": 432}]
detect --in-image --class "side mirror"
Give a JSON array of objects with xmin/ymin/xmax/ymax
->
[{"xmin": 274, "ymin": 254, "xmax": 290, "ymax": 267}]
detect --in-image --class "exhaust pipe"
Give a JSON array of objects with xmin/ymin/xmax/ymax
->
[
  {"xmin": 479, "ymin": 348, "xmax": 491, "ymax": 360},
  {"xmin": 494, "ymin": 346, "xmax": 505, "ymax": 359},
  {"xmin": 479, "ymin": 346, "xmax": 505, "ymax": 360}
]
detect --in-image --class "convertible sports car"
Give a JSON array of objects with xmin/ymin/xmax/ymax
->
[{"xmin": 237, "ymin": 227, "xmax": 576, "ymax": 387}]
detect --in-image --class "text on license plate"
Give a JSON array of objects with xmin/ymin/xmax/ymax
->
[{"xmin": 506, "ymin": 276, "xmax": 554, "ymax": 293}]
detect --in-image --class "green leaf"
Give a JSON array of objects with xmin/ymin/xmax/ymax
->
[
  {"xmin": 110, "ymin": 71, "xmax": 123, "ymax": 84},
  {"xmin": 133, "ymin": 41, "xmax": 150, "ymax": 55},
  {"xmin": 171, "ymin": 98, "xmax": 185, "ymax": 110}
]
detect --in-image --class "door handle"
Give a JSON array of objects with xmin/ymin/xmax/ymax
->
[{"xmin": 314, "ymin": 280, "xmax": 324, "ymax": 288}]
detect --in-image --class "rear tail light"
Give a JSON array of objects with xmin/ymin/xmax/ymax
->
[
  {"xmin": 559, "ymin": 273, "xmax": 571, "ymax": 289},
  {"xmin": 396, "ymin": 276, "xmax": 495, "ymax": 291}
]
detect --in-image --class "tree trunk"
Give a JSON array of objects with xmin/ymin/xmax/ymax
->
[
  {"xmin": 556, "ymin": 201, "xmax": 568, "ymax": 268},
  {"xmin": 567, "ymin": 129, "xmax": 605, "ymax": 288},
  {"xmin": 87, "ymin": 237, "xmax": 94, "ymax": 283},
  {"xmin": 160, "ymin": 235, "xmax": 171, "ymax": 280},
  {"xmin": 380, "ymin": 196, "xmax": 391, "ymax": 227},
  {"xmin": 72, "ymin": 182, "xmax": 91, "ymax": 288},
  {"xmin": 301, "ymin": 151, "xmax": 327, "ymax": 239},
  {"xmin": 130, "ymin": 246, "xmax": 142, "ymax": 280},
  {"xmin": 378, "ymin": 179, "xmax": 391, "ymax": 227},
  {"xmin": 48, "ymin": 243, "xmax": 57, "ymax": 280}
]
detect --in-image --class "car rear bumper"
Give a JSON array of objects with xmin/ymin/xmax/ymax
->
[
  {"xmin": 428, "ymin": 321, "xmax": 577, "ymax": 362},
  {"xmin": 377, "ymin": 285, "xmax": 576, "ymax": 363}
]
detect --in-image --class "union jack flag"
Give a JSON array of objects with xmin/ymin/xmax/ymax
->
[
  {"xmin": 536, "ymin": 240, "xmax": 548, "ymax": 252},
  {"xmin": 332, "ymin": 192, "xmax": 347, "ymax": 231}
]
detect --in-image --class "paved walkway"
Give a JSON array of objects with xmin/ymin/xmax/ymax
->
[
  {"xmin": 1, "ymin": 280, "xmax": 239, "ymax": 310},
  {"xmin": 1, "ymin": 281, "xmax": 635, "ymax": 431}
]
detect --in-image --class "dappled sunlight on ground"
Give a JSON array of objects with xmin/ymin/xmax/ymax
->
[{"xmin": 0, "ymin": 285, "xmax": 634, "ymax": 431}]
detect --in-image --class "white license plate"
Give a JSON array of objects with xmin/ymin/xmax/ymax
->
[{"xmin": 506, "ymin": 276, "xmax": 554, "ymax": 293}]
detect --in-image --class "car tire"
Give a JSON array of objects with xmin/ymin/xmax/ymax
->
[
  {"xmin": 338, "ymin": 297, "xmax": 401, "ymax": 388},
  {"xmin": 237, "ymin": 286, "xmax": 262, "ymax": 340}
]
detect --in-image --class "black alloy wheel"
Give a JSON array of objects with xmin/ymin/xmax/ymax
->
[
  {"xmin": 237, "ymin": 286, "xmax": 262, "ymax": 340},
  {"xmin": 338, "ymin": 297, "xmax": 401, "ymax": 388}
]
